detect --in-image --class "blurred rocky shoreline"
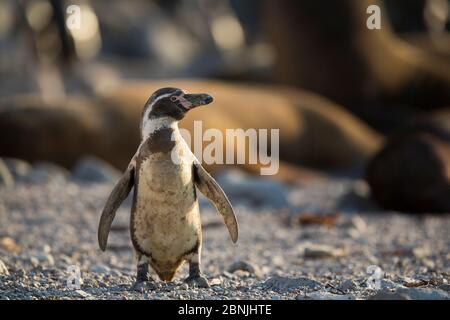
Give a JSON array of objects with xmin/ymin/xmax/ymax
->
[{"xmin": 0, "ymin": 157, "xmax": 448, "ymax": 300}]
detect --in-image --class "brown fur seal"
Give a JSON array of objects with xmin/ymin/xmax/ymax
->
[{"xmin": 0, "ymin": 80, "xmax": 383, "ymax": 181}]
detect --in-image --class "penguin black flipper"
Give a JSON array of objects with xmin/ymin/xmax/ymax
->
[
  {"xmin": 193, "ymin": 162, "xmax": 238, "ymax": 243},
  {"xmin": 98, "ymin": 162, "xmax": 135, "ymax": 251}
]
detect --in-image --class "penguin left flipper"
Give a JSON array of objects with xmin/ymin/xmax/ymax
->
[
  {"xmin": 98, "ymin": 162, "xmax": 135, "ymax": 251},
  {"xmin": 193, "ymin": 162, "xmax": 238, "ymax": 243}
]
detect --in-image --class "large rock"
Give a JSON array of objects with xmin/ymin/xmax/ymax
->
[{"xmin": 366, "ymin": 110, "xmax": 450, "ymax": 213}]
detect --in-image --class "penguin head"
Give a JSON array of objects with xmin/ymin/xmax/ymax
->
[{"xmin": 143, "ymin": 87, "xmax": 213, "ymax": 122}]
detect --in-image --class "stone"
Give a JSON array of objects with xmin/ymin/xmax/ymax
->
[
  {"xmin": 0, "ymin": 158, "xmax": 14, "ymax": 187},
  {"xmin": 75, "ymin": 289, "xmax": 91, "ymax": 298},
  {"xmin": 302, "ymin": 244, "xmax": 346, "ymax": 259},
  {"xmin": 0, "ymin": 158, "xmax": 32, "ymax": 181},
  {"xmin": 337, "ymin": 279, "xmax": 357, "ymax": 293},
  {"xmin": 369, "ymin": 287, "xmax": 449, "ymax": 300},
  {"xmin": 23, "ymin": 162, "xmax": 69, "ymax": 184},
  {"xmin": 300, "ymin": 292, "xmax": 355, "ymax": 300},
  {"xmin": 263, "ymin": 276, "xmax": 323, "ymax": 292},
  {"xmin": 35, "ymin": 252, "xmax": 55, "ymax": 266},
  {"xmin": 396, "ymin": 287, "xmax": 449, "ymax": 300},
  {"xmin": 0, "ymin": 237, "xmax": 22, "ymax": 253},
  {"xmin": 228, "ymin": 260, "xmax": 261, "ymax": 277},
  {"xmin": 72, "ymin": 156, "xmax": 121, "ymax": 183},
  {"xmin": 366, "ymin": 111, "xmax": 450, "ymax": 213},
  {"xmin": 368, "ymin": 290, "xmax": 411, "ymax": 300},
  {"xmin": 91, "ymin": 264, "xmax": 110, "ymax": 274},
  {"xmin": 0, "ymin": 259, "xmax": 9, "ymax": 275},
  {"xmin": 217, "ymin": 170, "xmax": 289, "ymax": 209},
  {"xmin": 438, "ymin": 284, "xmax": 450, "ymax": 292}
]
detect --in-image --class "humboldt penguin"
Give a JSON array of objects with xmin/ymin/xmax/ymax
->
[{"xmin": 97, "ymin": 87, "xmax": 238, "ymax": 289}]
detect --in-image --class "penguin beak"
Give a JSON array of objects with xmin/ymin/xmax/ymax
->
[{"xmin": 182, "ymin": 93, "xmax": 214, "ymax": 110}]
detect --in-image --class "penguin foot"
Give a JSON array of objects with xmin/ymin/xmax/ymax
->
[
  {"xmin": 130, "ymin": 280, "xmax": 157, "ymax": 292},
  {"xmin": 185, "ymin": 275, "xmax": 210, "ymax": 288}
]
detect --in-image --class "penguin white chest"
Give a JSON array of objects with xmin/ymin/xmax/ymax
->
[{"xmin": 131, "ymin": 153, "xmax": 200, "ymax": 262}]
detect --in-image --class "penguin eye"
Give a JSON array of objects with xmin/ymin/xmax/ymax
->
[{"xmin": 170, "ymin": 96, "xmax": 178, "ymax": 102}]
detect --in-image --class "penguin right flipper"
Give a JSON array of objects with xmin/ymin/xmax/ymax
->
[
  {"xmin": 193, "ymin": 162, "xmax": 238, "ymax": 243},
  {"xmin": 98, "ymin": 162, "xmax": 135, "ymax": 251}
]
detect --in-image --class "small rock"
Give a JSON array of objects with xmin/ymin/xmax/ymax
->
[
  {"xmin": 1, "ymin": 158, "xmax": 32, "ymax": 180},
  {"xmin": 350, "ymin": 215, "xmax": 367, "ymax": 233},
  {"xmin": 378, "ymin": 279, "xmax": 403, "ymax": 290},
  {"xmin": 337, "ymin": 279, "xmax": 357, "ymax": 293},
  {"xmin": 0, "ymin": 158, "xmax": 14, "ymax": 187},
  {"xmin": 302, "ymin": 244, "xmax": 346, "ymax": 259},
  {"xmin": 179, "ymin": 283, "xmax": 189, "ymax": 290},
  {"xmin": 35, "ymin": 252, "xmax": 55, "ymax": 266},
  {"xmin": 368, "ymin": 290, "xmax": 411, "ymax": 300},
  {"xmin": 30, "ymin": 257, "xmax": 40, "ymax": 267},
  {"xmin": 396, "ymin": 287, "xmax": 449, "ymax": 300},
  {"xmin": 75, "ymin": 289, "xmax": 91, "ymax": 298},
  {"xmin": 222, "ymin": 271, "xmax": 235, "ymax": 279},
  {"xmin": 91, "ymin": 264, "xmax": 110, "ymax": 274},
  {"xmin": 300, "ymin": 292, "xmax": 355, "ymax": 300},
  {"xmin": 228, "ymin": 260, "xmax": 261, "ymax": 277},
  {"xmin": 0, "ymin": 259, "xmax": 9, "ymax": 275},
  {"xmin": 23, "ymin": 162, "xmax": 69, "ymax": 184},
  {"xmin": 0, "ymin": 237, "xmax": 22, "ymax": 253},
  {"xmin": 72, "ymin": 156, "xmax": 120, "ymax": 183},
  {"xmin": 233, "ymin": 270, "xmax": 251, "ymax": 278},
  {"xmin": 217, "ymin": 170, "xmax": 289, "ymax": 208},
  {"xmin": 438, "ymin": 284, "xmax": 450, "ymax": 292},
  {"xmin": 263, "ymin": 276, "xmax": 323, "ymax": 292},
  {"xmin": 412, "ymin": 246, "xmax": 431, "ymax": 259},
  {"xmin": 209, "ymin": 278, "xmax": 222, "ymax": 286}
]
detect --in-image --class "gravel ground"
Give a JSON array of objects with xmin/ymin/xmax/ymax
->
[{"xmin": 0, "ymin": 159, "xmax": 449, "ymax": 300}]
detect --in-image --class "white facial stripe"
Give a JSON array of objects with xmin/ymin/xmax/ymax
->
[
  {"xmin": 141, "ymin": 93, "xmax": 172, "ymax": 130},
  {"xmin": 148, "ymin": 93, "xmax": 172, "ymax": 110},
  {"xmin": 141, "ymin": 116, "xmax": 176, "ymax": 139},
  {"xmin": 141, "ymin": 90, "xmax": 185, "ymax": 139}
]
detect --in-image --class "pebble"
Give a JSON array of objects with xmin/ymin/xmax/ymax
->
[
  {"xmin": 368, "ymin": 290, "xmax": 411, "ymax": 300},
  {"xmin": 0, "ymin": 259, "xmax": 9, "ymax": 275},
  {"xmin": 438, "ymin": 284, "xmax": 450, "ymax": 292},
  {"xmin": 91, "ymin": 264, "xmax": 110, "ymax": 274},
  {"xmin": 35, "ymin": 252, "xmax": 55, "ymax": 266},
  {"xmin": 302, "ymin": 244, "xmax": 347, "ymax": 259},
  {"xmin": 0, "ymin": 158, "xmax": 14, "ymax": 187},
  {"xmin": 75, "ymin": 289, "xmax": 91, "ymax": 298},
  {"xmin": 72, "ymin": 157, "xmax": 120, "ymax": 183},
  {"xmin": 337, "ymin": 279, "xmax": 357, "ymax": 293},
  {"xmin": 0, "ymin": 237, "xmax": 22, "ymax": 253},
  {"xmin": 209, "ymin": 278, "xmax": 222, "ymax": 286},
  {"xmin": 228, "ymin": 260, "xmax": 261, "ymax": 277},
  {"xmin": 300, "ymin": 292, "xmax": 355, "ymax": 300},
  {"xmin": 263, "ymin": 276, "xmax": 323, "ymax": 292},
  {"xmin": 396, "ymin": 287, "xmax": 449, "ymax": 300}
]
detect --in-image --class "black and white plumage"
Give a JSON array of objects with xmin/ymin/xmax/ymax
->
[{"xmin": 98, "ymin": 87, "xmax": 238, "ymax": 288}]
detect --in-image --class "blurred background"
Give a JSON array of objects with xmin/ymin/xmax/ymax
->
[
  {"xmin": 0, "ymin": 0, "xmax": 450, "ymax": 301},
  {"xmin": 0, "ymin": 0, "xmax": 449, "ymax": 213}
]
